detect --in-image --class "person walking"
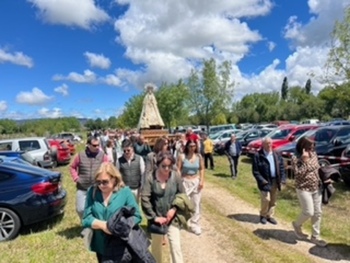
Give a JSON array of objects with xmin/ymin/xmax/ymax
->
[
  {"xmin": 134, "ymin": 135, "xmax": 152, "ymax": 161},
  {"xmin": 116, "ymin": 139, "xmax": 145, "ymax": 203},
  {"xmin": 252, "ymin": 137, "xmax": 286, "ymax": 225},
  {"xmin": 82, "ymin": 162, "xmax": 154, "ymax": 263},
  {"xmin": 176, "ymin": 139, "xmax": 204, "ymax": 235},
  {"xmin": 291, "ymin": 136, "xmax": 328, "ymax": 247},
  {"xmin": 224, "ymin": 133, "xmax": 242, "ymax": 179},
  {"xmin": 141, "ymin": 151, "xmax": 188, "ymax": 263},
  {"xmin": 202, "ymin": 133, "xmax": 214, "ymax": 170},
  {"xmin": 70, "ymin": 136, "xmax": 109, "ymax": 220}
]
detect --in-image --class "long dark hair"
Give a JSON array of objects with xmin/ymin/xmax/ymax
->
[
  {"xmin": 184, "ymin": 139, "xmax": 198, "ymax": 155},
  {"xmin": 295, "ymin": 136, "xmax": 315, "ymax": 156}
]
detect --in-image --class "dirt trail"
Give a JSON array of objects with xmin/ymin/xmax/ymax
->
[{"xmin": 177, "ymin": 181, "xmax": 350, "ymax": 263}]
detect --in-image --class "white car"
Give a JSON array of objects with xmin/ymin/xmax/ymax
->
[{"xmin": 211, "ymin": 129, "xmax": 240, "ymax": 144}]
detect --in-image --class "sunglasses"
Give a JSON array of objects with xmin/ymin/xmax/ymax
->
[
  {"xmin": 161, "ymin": 164, "xmax": 172, "ymax": 169},
  {"xmin": 124, "ymin": 149, "xmax": 131, "ymax": 153},
  {"xmin": 91, "ymin": 144, "xmax": 100, "ymax": 148},
  {"xmin": 95, "ymin": 180, "xmax": 110, "ymax": 186}
]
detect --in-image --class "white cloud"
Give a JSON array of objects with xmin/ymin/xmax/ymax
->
[
  {"xmin": 53, "ymin": 69, "xmax": 97, "ymax": 83},
  {"xmin": 113, "ymin": 0, "xmax": 271, "ymax": 88},
  {"xmin": 267, "ymin": 41, "xmax": 276, "ymax": 52},
  {"xmin": 84, "ymin": 52, "xmax": 111, "ymax": 69},
  {"xmin": 283, "ymin": 0, "xmax": 350, "ymax": 47},
  {"xmin": 38, "ymin": 107, "xmax": 63, "ymax": 118},
  {"xmin": 101, "ymin": 74, "xmax": 122, "ymax": 87},
  {"xmin": 0, "ymin": 101, "xmax": 8, "ymax": 112},
  {"xmin": 16, "ymin": 87, "xmax": 53, "ymax": 105},
  {"xmin": 54, "ymin": 83, "xmax": 69, "ymax": 96},
  {"xmin": 0, "ymin": 48, "xmax": 34, "ymax": 68},
  {"xmin": 28, "ymin": 0, "xmax": 110, "ymax": 29}
]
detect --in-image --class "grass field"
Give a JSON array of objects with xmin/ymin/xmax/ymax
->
[{"xmin": 0, "ymin": 147, "xmax": 349, "ymax": 262}]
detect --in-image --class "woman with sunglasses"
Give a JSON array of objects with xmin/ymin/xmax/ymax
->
[
  {"xmin": 141, "ymin": 151, "xmax": 186, "ymax": 263},
  {"xmin": 82, "ymin": 162, "xmax": 145, "ymax": 262},
  {"xmin": 291, "ymin": 136, "xmax": 327, "ymax": 247},
  {"xmin": 176, "ymin": 139, "xmax": 204, "ymax": 235}
]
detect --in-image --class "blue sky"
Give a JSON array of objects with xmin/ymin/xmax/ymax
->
[{"xmin": 0, "ymin": 0, "xmax": 349, "ymax": 120}]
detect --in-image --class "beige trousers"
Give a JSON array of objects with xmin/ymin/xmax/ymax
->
[
  {"xmin": 260, "ymin": 179, "xmax": 278, "ymax": 218},
  {"xmin": 151, "ymin": 225, "xmax": 183, "ymax": 263}
]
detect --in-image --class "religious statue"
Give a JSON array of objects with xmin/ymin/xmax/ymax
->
[{"xmin": 138, "ymin": 83, "xmax": 165, "ymax": 129}]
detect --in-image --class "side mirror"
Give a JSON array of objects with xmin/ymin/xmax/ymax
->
[{"xmin": 289, "ymin": 135, "xmax": 295, "ymax": 141}]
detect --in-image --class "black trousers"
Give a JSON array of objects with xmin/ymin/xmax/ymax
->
[
  {"xmin": 204, "ymin": 153, "xmax": 214, "ymax": 169},
  {"xmin": 227, "ymin": 155, "xmax": 239, "ymax": 178}
]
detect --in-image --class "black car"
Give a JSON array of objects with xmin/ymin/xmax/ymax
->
[
  {"xmin": 0, "ymin": 156, "xmax": 67, "ymax": 241},
  {"xmin": 214, "ymin": 128, "xmax": 273, "ymax": 155},
  {"xmin": 277, "ymin": 125, "xmax": 350, "ymax": 166},
  {"xmin": 338, "ymin": 144, "xmax": 350, "ymax": 187}
]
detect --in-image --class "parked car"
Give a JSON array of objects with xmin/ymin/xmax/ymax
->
[
  {"xmin": 339, "ymin": 144, "xmax": 350, "ymax": 187},
  {"xmin": 0, "ymin": 151, "xmax": 36, "ymax": 165},
  {"xmin": 211, "ymin": 129, "xmax": 240, "ymax": 144},
  {"xmin": 55, "ymin": 132, "xmax": 82, "ymax": 142},
  {"xmin": 246, "ymin": 124, "xmax": 319, "ymax": 157},
  {"xmin": 0, "ymin": 137, "xmax": 54, "ymax": 168},
  {"xmin": 0, "ymin": 156, "xmax": 67, "ymax": 241},
  {"xmin": 214, "ymin": 128, "xmax": 273, "ymax": 155},
  {"xmin": 47, "ymin": 139, "xmax": 71, "ymax": 167},
  {"xmin": 208, "ymin": 124, "xmax": 236, "ymax": 135},
  {"xmin": 277, "ymin": 125, "xmax": 350, "ymax": 166}
]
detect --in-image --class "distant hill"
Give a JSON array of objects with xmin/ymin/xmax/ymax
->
[{"xmin": 13, "ymin": 118, "xmax": 89, "ymax": 127}]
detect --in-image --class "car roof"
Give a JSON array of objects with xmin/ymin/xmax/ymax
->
[{"xmin": 0, "ymin": 137, "xmax": 46, "ymax": 142}]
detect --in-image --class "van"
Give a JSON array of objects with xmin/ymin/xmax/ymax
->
[
  {"xmin": 0, "ymin": 137, "xmax": 54, "ymax": 168},
  {"xmin": 209, "ymin": 124, "xmax": 236, "ymax": 135}
]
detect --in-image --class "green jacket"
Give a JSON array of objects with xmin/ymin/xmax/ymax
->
[
  {"xmin": 172, "ymin": 193, "xmax": 195, "ymax": 229},
  {"xmin": 82, "ymin": 186, "xmax": 142, "ymax": 255}
]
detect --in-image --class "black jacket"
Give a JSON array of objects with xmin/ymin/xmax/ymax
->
[
  {"xmin": 103, "ymin": 207, "xmax": 155, "ymax": 263},
  {"xmin": 318, "ymin": 167, "xmax": 341, "ymax": 205},
  {"xmin": 252, "ymin": 149, "xmax": 286, "ymax": 191}
]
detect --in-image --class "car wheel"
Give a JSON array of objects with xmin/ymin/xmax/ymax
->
[
  {"xmin": 318, "ymin": 159, "xmax": 330, "ymax": 167},
  {"xmin": 0, "ymin": 207, "xmax": 21, "ymax": 242}
]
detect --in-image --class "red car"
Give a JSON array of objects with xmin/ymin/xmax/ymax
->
[
  {"xmin": 48, "ymin": 139, "xmax": 71, "ymax": 166},
  {"xmin": 246, "ymin": 124, "xmax": 319, "ymax": 156}
]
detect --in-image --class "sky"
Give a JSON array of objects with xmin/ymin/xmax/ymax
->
[{"xmin": 0, "ymin": 0, "xmax": 350, "ymax": 120}]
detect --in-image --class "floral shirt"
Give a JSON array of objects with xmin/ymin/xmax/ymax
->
[{"xmin": 291, "ymin": 152, "xmax": 321, "ymax": 192}]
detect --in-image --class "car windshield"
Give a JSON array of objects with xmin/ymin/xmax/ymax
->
[
  {"xmin": 261, "ymin": 129, "xmax": 273, "ymax": 137},
  {"xmin": 267, "ymin": 128, "xmax": 292, "ymax": 140},
  {"xmin": 209, "ymin": 131, "xmax": 224, "ymax": 140},
  {"xmin": 313, "ymin": 129, "xmax": 337, "ymax": 144},
  {"xmin": 235, "ymin": 130, "xmax": 249, "ymax": 139},
  {"xmin": 295, "ymin": 129, "xmax": 317, "ymax": 142}
]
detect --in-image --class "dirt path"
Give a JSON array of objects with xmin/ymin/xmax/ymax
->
[{"xmin": 177, "ymin": 181, "xmax": 350, "ymax": 263}]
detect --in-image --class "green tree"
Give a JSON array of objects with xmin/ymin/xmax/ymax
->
[
  {"xmin": 156, "ymin": 80, "xmax": 189, "ymax": 129},
  {"xmin": 281, "ymin": 77, "xmax": 288, "ymax": 100},
  {"xmin": 327, "ymin": 7, "xmax": 350, "ymax": 81},
  {"xmin": 187, "ymin": 58, "xmax": 234, "ymax": 128},
  {"xmin": 305, "ymin": 79, "xmax": 312, "ymax": 94}
]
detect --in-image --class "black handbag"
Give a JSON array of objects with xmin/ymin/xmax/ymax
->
[{"xmin": 148, "ymin": 222, "xmax": 168, "ymax": 235}]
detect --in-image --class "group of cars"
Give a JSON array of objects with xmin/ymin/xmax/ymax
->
[
  {"xmin": 0, "ymin": 132, "xmax": 81, "ymax": 242},
  {"xmin": 211, "ymin": 122, "xmax": 350, "ymax": 186}
]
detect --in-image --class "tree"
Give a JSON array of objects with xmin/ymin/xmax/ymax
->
[
  {"xmin": 156, "ymin": 80, "xmax": 190, "ymax": 129},
  {"xmin": 186, "ymin": 58, "xmax": 234, "ymax": 128},
  {"xmin": 305, "ymin": 79, "xmax": 311, "ymax": 94},
  {"xmin": 326, "ymin": 7, "xmax": 350, "ymax": 81},
  {"xmin": 281, "ymin": 77, "xmax": 288, "ymax": 100}
]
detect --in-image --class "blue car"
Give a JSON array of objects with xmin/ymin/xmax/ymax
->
[{"xmin": 0, "ymin": 156, "xmax": 67, "ymax": 241}]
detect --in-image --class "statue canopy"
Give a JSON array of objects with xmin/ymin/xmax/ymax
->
[{"xmin": 138, "ymin": 83, "xmax": 165, "ymax": 129}]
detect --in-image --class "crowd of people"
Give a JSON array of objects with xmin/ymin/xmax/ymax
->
[{"xmin": 72, "ymin": 127, "xmax": 331, "ymax": 262}]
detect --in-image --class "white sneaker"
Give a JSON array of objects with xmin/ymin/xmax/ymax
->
[{"xmin": 192, "ymin": 226, "xmax": 202, "ymax": 236}]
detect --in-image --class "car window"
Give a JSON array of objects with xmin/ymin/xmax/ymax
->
[
  {"xmin": 19, "ymin": 140, "xmax": 41, "ymax": 151},
  {"xmin": 0, "ymin": 142, "xmax": 12, "ymax": 151},
  {"xmin": 260, "ymin": 130, "xmax": 272, "ymax": 137},
  {"xmin": 292, "ymin": 129, "xmax": 309, "ymax": 139},
  {"xmin": 247, "ymin": 131, "xmax": 259, "ymax": 138},
  {"xmin": 0, "ymin": 171, "xmax": 12, "ymax": 182},
  {"xmin": 334, "ymin": 128, "xmax": 350, "ymax": 144},
  {"xmin": 314, "ymin": 129, "xmax": 337, "ymax": 143},
  {"xmin": 269, "ymin": 128, "xmax": 292, "ymax": 140}
]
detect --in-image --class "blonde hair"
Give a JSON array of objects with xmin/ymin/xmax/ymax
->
[{"xmin": 95, "ymin": 162, "xmax": 125, "ymax": 192}]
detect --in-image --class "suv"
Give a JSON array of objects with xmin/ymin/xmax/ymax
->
[
  {"xmin": 0, "ymin": 137, "xmax": 54, "ymax": 168},
  {"xmin": 246, "ymin": 124, "xmax": 319, "ymax": 157}
]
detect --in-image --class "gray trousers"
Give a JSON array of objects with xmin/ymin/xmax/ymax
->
[
  {"xmin": 295, "ymin": 189, "xmax": 323, "ymax": 238},
  {"xmin": 76, "ymin": 189, "xmax": 87, "ymax": 220}
]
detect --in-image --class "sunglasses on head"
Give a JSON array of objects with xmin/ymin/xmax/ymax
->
[{"xmin": 95, "ymin": 179, "xmax": 110, "ymax": 186}]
